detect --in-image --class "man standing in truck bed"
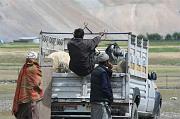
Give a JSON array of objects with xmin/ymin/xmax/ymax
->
[{"xmin": 67, "ymin": 28, "xmax": 104, "ymax": 76}]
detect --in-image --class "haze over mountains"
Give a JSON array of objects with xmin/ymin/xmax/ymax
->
[{"xmin": 1, "ymin": 0, "xmax": 180, "ymax": 42}]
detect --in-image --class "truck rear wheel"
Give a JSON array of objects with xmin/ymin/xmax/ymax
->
[
  {"xmin": 153, "ymin": 105, "xmax": 160, "ymax": 119},
  {"xmin": 147, "ymin": 104, "xmax": 160, "ymax": 119},
  {"xmin": 131, "ymin": 103, "xmax": 138, "ymax": 119}
]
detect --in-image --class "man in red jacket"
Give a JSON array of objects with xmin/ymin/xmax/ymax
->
[{"xmin": 12, "ymin": 51, "xmax": 43, "ymax": 119}]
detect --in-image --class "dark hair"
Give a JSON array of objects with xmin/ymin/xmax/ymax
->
[{"xmin": 74, "ymin": 28, "xmax": 84, "ymax": 38}]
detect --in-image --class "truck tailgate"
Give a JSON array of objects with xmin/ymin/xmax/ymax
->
[{"xmin": 51, "ymin": 73, "xmax": 126, "ymax": 102}]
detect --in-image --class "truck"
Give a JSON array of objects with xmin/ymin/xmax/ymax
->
[{"xmin": 39, "ymin": 31, "xmax": 162, "ymax": 119}]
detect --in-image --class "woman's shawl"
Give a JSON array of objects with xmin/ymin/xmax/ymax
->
[{"xmin": 12, "ymin": 61, "xmax": 43, "ymax": 115}]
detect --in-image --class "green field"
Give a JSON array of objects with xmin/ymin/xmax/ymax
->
[
  {"xmin": 0, "ymin": 42, "xmax": 38, "ymax": 48},
  {"xmin": 0, "ymin": 41, "xmax": 180, "ymax": 117},
  {"xmin": 149, "ymin": 41, "xmax": 180, "ymax": 46},
  {"xmin": 0, "ymin": 41, "xmax": 180, "ymax": 84},
  {"xmin": 0, "ymin": 41, "xmax": 180, "ymax": 85}
]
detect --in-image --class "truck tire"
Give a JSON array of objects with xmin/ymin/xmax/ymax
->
[
  {"xmin": 131, "ymin": 103, "xmax": 138, "ymax": 119},
  {"xmin": 147, "ymin": 104, "xmax": 160, "ymax": 119},
  {"xmin": 152, "ymin": 105, "xmax": 160, "ymax": 119}
]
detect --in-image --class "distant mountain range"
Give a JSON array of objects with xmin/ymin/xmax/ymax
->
[{"xmin": 0, "ymin": 0, "xmax": 180, "ymax": 42}]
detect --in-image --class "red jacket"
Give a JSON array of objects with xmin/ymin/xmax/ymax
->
[{"xmin": 12, "ymin": 60, "xmax": 43, "ymax": 115}]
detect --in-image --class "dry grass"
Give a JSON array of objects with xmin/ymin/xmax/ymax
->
[
  {"xmin": 156, "ymin": 77, "xmax": 180, "ymax": 88},
  {"xmin": 0, "ymin": 52, "xmax": 25, "ymax": 64},
  {"xmin": 0, "ymin": 112, "xmax": 15, "ymax": 119},
  {"xmin": 149, "ymin": 65, "xmax": 180, "ymax": 73},
  {"xmin": 149, "ymin": 52, "xmax": 180, "ymax": 65},
  {"xmin": 0, "ymin": 70, "xmax": 19, "ymax": 81},
  {"xmin": 160, "ymin": 89, "xmax": 180, "ymax": 113},
  {"xmin": 0, "ymin": 84, "xmax": 16, "ymax": 95},
  {"xmin": 149, "ymin": 52, "xmax": 180, "ymax": 59}
]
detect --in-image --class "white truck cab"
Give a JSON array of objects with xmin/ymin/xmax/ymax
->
[{"xmin": 39, "ymin": 31, "xmax": 162, "ymax": 119}]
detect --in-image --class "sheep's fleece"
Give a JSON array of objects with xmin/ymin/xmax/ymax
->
[{"xmin": 47, "ymin": 51, "xmax": 70, "ymax": 73}]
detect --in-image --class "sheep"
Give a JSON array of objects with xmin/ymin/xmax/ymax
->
[
  {"xmin": 112, "ymin": 60, "xmax": 126, "ymax": 73},
  {"xmin": 170, "ymin": 97, "xmax": 178, "ymax": 100},
  {"xmin": 47, "ymin": 51, "xmax": 70, "ymax": 73},
  {"xmin": 105, "ymin": 43, "xmax": 127, "ymax": 73}
]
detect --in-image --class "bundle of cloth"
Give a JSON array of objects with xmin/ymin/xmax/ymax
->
[{"xmin": 47, "ymin": 50, "xmax": 70, "ymax": 73}]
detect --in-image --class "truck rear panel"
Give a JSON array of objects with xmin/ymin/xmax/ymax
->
[{"xmin": 51, "ymin": 73, "xmax": 128, "ymax": 118}]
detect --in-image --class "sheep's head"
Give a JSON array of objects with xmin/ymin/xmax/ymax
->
[
  {"xmin": 57, "ymin": 62, "xmax": 70, "ymax": 73},
  {"xmin": 105, "ymin": 43, "xmax": 124, "ymax": 64}
]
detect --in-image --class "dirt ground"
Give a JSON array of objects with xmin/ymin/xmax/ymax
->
[
  {"xmin": 160, "ymin": 112, "xmax": 180, "ymax": 119},
  {"xmin": 1, "ymin": 108, "xmax": 180, "ymax": 119},
  {"xmin": 1, "ymin": 85, "xmax": 180, "ymax": 119}
]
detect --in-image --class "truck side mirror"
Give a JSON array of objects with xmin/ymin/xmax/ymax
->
[
  {"xmin": 148, "ymin": 72, "xmax": 157, "ymax": 80},
  {"xmin": 151, "ymin": 72, "xmax": 157, "ymax": 80},
  {"xmin": 148, "ymin": 73, "xmax": 151, "ymax": 80}
]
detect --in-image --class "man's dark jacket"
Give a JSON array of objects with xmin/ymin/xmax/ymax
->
[
  {"xmin": 67, "ymin": 36, "xmax": 101, "ymax": 76},
  {"xmin": 90, "ymin": 65, "xmax": 113, "ymax": 104}
]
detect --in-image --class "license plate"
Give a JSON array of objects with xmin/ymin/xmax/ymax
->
[{"xmin": 64, "ymin": 105, "xmax": 77, "ymax": 111}]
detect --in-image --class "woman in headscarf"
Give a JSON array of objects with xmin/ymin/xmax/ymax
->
[{"xmin": 12, "ymin": 51, "xmax": 43, "ymax": 119}]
